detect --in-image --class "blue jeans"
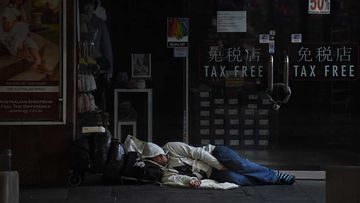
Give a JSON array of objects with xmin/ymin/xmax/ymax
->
[{"xmin": 209, "ymin": 146, "xmax": 278, "ymax": 186}]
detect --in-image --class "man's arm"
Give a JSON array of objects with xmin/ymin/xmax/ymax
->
[
  {"xmin": 164, "ymin": 142, "xmax": 224, "ymax": 170},
  {"xmin": 162, "ymin": 171, "xmax": 200, "ymax": 188}
]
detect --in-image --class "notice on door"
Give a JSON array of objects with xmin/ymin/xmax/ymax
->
[
  {"xmin": 217, "ymin": 11, "xmax": 246, "ymax": 33},
  {"xmin": 309, "ymin": 0, "xmax": 330, "ymax": 14}
]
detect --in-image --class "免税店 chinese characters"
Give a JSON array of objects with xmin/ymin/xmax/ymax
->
[
  {"xmin": 208, "ymin": 47, "xmax": 261, "ymax": 63},
  {"xmin": 293, "ymin": 64, "xmax": 355, "ymax": 78},
  {"xmin": 204, "ymin": 65, "xmax": 263, "ymax": 78},
  {"xmin": 297, "ymin": 46, "xmax": 352, "ymax": 63}
]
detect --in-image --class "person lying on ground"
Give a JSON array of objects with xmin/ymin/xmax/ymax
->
[{"xmin": 138, "ymin": 140, "xmax": 295, "ymax": 188}]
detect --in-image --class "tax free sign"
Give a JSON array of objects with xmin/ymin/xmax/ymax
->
[
  {"xmin": 198, "ymin": 44, "xmax": 268, "ymax": 80},
  {"xmin": 289, "ymin": 44, "xmax": 359, "ymax": 80}
]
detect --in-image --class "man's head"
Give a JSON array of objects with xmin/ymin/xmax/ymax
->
[{"xmin": 142, "ymin": 142, "xmax": 168, "ymax": 166}]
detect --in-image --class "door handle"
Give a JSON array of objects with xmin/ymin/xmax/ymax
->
[
  {"xmin": 266, "ymin": 55, "xmax": 291, "ymax": 110},
  {"xmin": 284, "ymin": 55, "xmax": 289, "ymax": 89},
  {"xmin": 267, "ymin": 55, "xmax": 274, "ymax": 93}
]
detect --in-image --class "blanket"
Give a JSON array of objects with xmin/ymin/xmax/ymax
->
[{"xmin": 163, "ymin": 179, "xmax": 239, "ymax": 190}]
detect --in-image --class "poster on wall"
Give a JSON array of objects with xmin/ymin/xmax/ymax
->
[
  {"xmin": 132, "ymin": 53, "xmax": 151, "ymax": 78},
  {"xmin": 308, "ymin": 0, "xmax": 330, "ymax": 14},
  {"xmin": 167, "ymin": 18, "xmax": 189, "ymax": 48},
  {"xmin": 0, "ymin": 0, "xmax": 66, "ymax": 124}
]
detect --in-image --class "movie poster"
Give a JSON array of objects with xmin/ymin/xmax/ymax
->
[{"xmin": 0, "ymin": 0, "xmax": 66, "ymax": 124}]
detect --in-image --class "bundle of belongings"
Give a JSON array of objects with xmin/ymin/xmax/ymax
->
[{"xmin": 71, "ymin": 134, "xmax": 163, "ymax": 184}]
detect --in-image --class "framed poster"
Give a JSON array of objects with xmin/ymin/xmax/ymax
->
[
  {"xmin": 131, "ymin": 53, "xmax": 151, "ymax": 78},
  {"xmin": 0, "ymin": 0, "xmax": 66, "ymax": 125}
]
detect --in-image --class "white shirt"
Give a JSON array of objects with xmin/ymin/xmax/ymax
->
[{"xmin": 162, "ymin": 142, "xmax": 224, "ymax": 186}]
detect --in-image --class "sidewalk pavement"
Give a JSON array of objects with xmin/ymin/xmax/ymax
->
[{"xmin": 20, "ymin": 180, "xmax": 325, "ymax": 203}]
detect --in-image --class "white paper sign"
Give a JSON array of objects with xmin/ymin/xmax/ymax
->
[
  {"xmin": 269, "ymin": 30, "xmax": 275, "ymax": 42},
  {"xmin": 259, "ymin": 34, "xmax": 269, "ymax": 43},
  {"xmin": 269, "ymin": 42, "xmax": 275, "ymax": 54},
  {"xmin": 309, "ymin": 0, "xmax": 330, "ymax": 14},
  {"xmin": 217, "ymin": 11, "xmax": 246, "ymax": 33},
  {"xmin": 174, "ymin": 47, "xmax": 188, "ymax": 58},
  {"xmin": 291, "ymin": 34, "xmax": 302, "ymax": 43}
]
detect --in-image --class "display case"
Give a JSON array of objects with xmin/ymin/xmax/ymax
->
[{"xmin": 113, "ymin": 88, "xmax": 153, "ymax": 142}]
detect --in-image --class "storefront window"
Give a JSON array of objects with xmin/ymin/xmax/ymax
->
[{"xmin": 99, "ymin": 0, "xmax": 360, "ymax": 168}]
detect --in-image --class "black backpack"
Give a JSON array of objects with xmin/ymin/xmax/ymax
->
[
  {"xmin": 121, "ymin": 152, "xmax": 163, "ymax": 183},
  {"xmin": 71, "ymin": 131, "xmax": 112, "ymax": 173}
]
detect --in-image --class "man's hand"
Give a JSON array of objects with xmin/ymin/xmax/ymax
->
[
  {"xmin": 189, "ymin": 178, "xmax": 201, "ymax": 188},
  {"xmin": 218, "ymin": 164, "xmax": 227, "ymax": 171}
]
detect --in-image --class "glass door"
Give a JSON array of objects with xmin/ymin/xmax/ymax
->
[{"xmin": 187, "ymin": 0, "xmax": 360, "ymax": 169}]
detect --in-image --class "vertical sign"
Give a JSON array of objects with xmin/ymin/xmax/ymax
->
[
  {"xmin": 167, "ymin": 18, "xmax": 189, "ymax": 48},
  {"xmin": 167, "ymin": 18, "xmax": 190, "ymax": 142},
  {"xmin": 309, "ymin": 0, "xmax": 331, "ymax": 14},
  {"xmin": 0, "ymin": 0, "xmax": 66, "ymax": 124}
]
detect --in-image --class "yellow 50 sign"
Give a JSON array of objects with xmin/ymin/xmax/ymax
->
[{"xmin": 309, "ymin": 0, "xmax": 330, "ymax": 14}]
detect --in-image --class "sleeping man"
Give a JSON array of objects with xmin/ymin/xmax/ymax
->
[{"xmin": 125, "ymin": 136, "xmax": 295, "ymax": 188}]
